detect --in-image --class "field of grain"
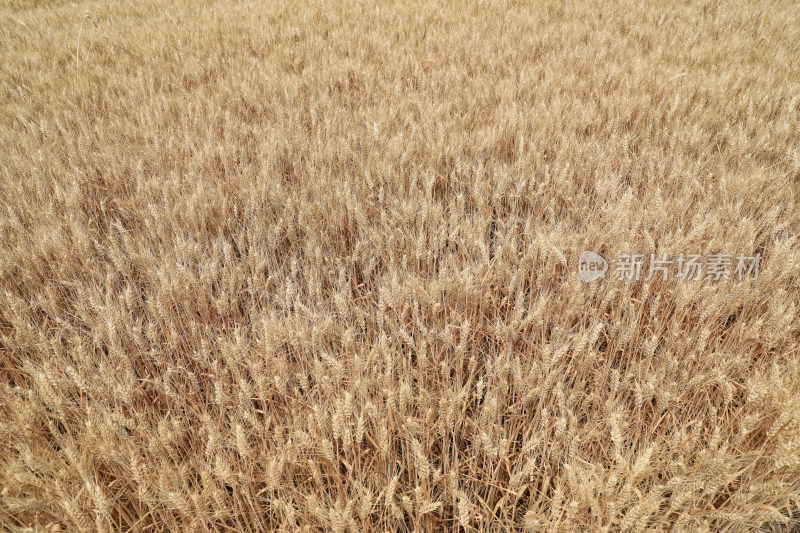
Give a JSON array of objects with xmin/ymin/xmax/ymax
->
[{"xmin": 2, "ymin": 0, "xmax": 800, "ymax": 531}]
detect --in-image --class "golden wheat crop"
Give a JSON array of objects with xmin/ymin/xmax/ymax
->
[{"xmin": 2, "ymin": 0, "xmax": 800, "ymax": 531}]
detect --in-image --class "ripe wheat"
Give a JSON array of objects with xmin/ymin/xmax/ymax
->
[{"xmin": 1, "ymin": 0, "xmax": 800, "ymax": 531}]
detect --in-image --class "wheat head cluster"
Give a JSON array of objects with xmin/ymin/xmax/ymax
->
[{"xmin": 1, "ymin": 0, "xmax": 800, "ymax": 531}]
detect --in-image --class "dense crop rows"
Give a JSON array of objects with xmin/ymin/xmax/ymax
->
[{"xmin": 1, "ymin": 0, "xmax": 800, "ymax": 531}]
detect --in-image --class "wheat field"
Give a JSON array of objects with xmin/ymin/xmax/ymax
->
[{"xmin": 1, "ymin": 0, "xmax": 800, "ymax": 531}]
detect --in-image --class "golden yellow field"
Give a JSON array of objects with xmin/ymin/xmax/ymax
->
[{"xmin": 2, "ymin": 0, "xmax": 800, "ymax": 531}]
